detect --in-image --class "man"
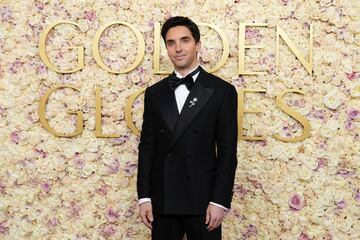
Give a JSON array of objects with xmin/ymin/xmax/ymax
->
[{"xmin": 137, "ymin": 16, "xmax": 238, "ymax": 240}]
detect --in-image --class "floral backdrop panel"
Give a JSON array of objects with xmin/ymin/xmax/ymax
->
[{"xmin": 0, "ymin": 0, "xmax": 359, "ymax": 239}]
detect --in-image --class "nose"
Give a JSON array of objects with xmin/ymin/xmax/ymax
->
[{"xmin": 175, "ymin": 43, "xmax": 182, "ymax": 52}]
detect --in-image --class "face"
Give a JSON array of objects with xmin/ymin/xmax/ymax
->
[{"xmin": 165, "ymin": 25, "xmax": 201, "ymax": 72}]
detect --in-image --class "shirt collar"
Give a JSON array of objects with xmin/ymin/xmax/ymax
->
[{"xmin": 174, "ymin": 64, "xmax": 200, "ymax": 82}]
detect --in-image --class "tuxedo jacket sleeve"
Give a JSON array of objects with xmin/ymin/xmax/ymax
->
[
  {"xmin": 137, "ymin": 87, "xmax": 155, "ymax": 199},
  {"xmin": 212, "ymin": 84, "xmax": 238, "ymax": 208}
]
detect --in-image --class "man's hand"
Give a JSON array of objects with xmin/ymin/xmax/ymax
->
[
  {"xmin": 139, "ymin": 202, "xmax": 153, "ymax": 229},
  {"xmin": 205, "ymin": 204, "xmax": 226, "ymax": 231}
]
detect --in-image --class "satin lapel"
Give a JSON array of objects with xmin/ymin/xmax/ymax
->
[
  {"xmin": 169, "ymin": 69, "xmax": 214, "ymax": 150},
  {"xmin": 158, "ymin": 81, "xmax": 179, "ymax": 133}
]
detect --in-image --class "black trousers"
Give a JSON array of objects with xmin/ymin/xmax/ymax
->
[{"xmin": 151, "ymin": 213, "xmax": 221, "ymax": 240}]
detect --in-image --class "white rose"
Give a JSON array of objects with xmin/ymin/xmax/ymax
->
[
  {"xmin": 351, "ymin": 84, "xmax": 360, "ymax": 98},
  {"xmin": 323, "ymin": 89, "xmax": 343, "ymax": 109},
  {"xmin": 297, "ymin": 166, "xmax": 312, "ymax": 181},
  {"xmin": 348, "ymin": 19, "xmax": 360, "ymax": 33},
  {"xmin": 81, "ymin": 162, "xmax": 97, "ymax": 177},
  {"xmin": 338, "ymin": 218, "xmax": 352, "ymax": 233},
  {"xmin": 320, "ymin": 119, "xmax": 340, "ymax": 138},
  {"xmin": 83, "ymin": 213, "xmax": 96, "ymax": 228},
  {"xmin": 86, "ymin": 141, "xmax": 99, "ymax": 152}
]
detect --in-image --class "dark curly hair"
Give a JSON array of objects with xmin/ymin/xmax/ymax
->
[{"xmin": 161, "ymin": 16, "xmax": 201, "ymax": 43}]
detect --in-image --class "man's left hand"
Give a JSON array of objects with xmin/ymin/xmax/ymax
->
[{"xmin": 205, "ymin": 204, "xmax": 226, "ymax": 231}]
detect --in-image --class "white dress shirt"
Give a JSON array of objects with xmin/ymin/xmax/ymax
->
[{"xmin": 138, "ymin": 64, "xmax": 228, "ymax": 212}]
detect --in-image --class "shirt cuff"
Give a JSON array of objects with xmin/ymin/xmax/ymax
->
[
  {"xmin": 138, "ymin": 198, "xmax": 151, "ymax": 206},
  {"xmin": 209, "ymin": 202, "xmax": 228, "ymax": 212}
]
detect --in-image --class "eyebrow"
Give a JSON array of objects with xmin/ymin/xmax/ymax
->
[{"xmin": 166, "ymin": 36, "xmax": 191, "ymax": 43}]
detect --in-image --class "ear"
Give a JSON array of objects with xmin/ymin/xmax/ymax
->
[{"xmin": 196, "ymin": 40, "xmax": 202, "ymax": 53}]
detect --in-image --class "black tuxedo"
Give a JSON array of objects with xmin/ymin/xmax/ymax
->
[{"xmin": 137, "ymin": 66, "xmax": 238, "ymax": 216}]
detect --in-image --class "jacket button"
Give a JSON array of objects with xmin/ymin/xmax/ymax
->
[
  {"xmin": 186, "ymin": 154, "xmax": 191, "ymax": 158},
  {"xmin": 193, "ymin": 129, "xmax": 197, "ymax": 133},
  {"xmin": 186, "ymin": 176, "xmax": 191, "ymax": 179},
  {"xmin": 160, "ymin": 129, "xmax": 165, "ymax": 134},
  {"xmin": 167, "ymin": 152, "xmax": 171, "ymax": 157}
]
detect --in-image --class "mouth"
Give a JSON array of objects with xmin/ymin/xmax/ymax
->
[{"xmin": 175, "ymin": 55, "xmax": 186, "ymax": 60}]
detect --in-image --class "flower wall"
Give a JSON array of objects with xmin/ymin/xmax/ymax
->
[{"xmin": 0, "ymin": 0, "xmax": 359, "ymax": 239}]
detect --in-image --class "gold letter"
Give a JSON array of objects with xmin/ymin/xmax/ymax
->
[
  {"xmin": 92, "ymin": 21, "xmax": 145, "ymax": 74},
  {"xmin": 39, "ymin": 85, "xmax": 83, "ymax": 137},
  {"xmin": 238, "ymin": 23, "xmax": 267, "ymax": 75},
  {"xmin": 125, "ymin": 88, "xmax": 146, "ymax": 136},
  {"xmin": 274, "ymin": 89, "xmax": 311, "ymax": 142},
  {"xmin": 39, "ymin": 21, "xmax": 84, "ymax": 73},
  {"xmin": 276, "ymin": 25, "xmax": 313, "ymax": 75},
  {"xmin": 95, "ymin": 86, "xmax": 120, "ymax": 138},
  {"xmin": 198, "ymin": 23, "xmax": 229, "ymax": 73},
  {"xmin": 238, "ymin": 89, "xmax": 266, "ymax": 140},
  {"xmin": 153, "ymin": 22, "xmax": 169, "ymax": 74}
]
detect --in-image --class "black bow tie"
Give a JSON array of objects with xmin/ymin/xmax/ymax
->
[{"xmin": 168, "ymin": 67, "xmax": 200, "ymax": 91}]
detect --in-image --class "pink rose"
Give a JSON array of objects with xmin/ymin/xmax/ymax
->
[
  {"xmin": 289, "ymin": 193, "xmax": 304, "ymax": 210},
  {"xmin": 354, "ymin": 189, "xmax": 360, "ymax": 201},
  {"xmin": 74, "ymin": 157, "xmax": 85, "ymax": 169},
  {"xmin": 0, "ymin": 221, "xmax": 9, "ymax": 234},
  {"xmin": 9, "ymin": 59, "xmax": 23, "ymax": 74},
  {"xmin": 47, "ymin": 218, "xmax": 59, "ymax": 227},
  {"xmin": 335, "ymin": 199, "xmax": 346, "ymax": 209},
  {"xmin": 36, "ymin": 64, "xmax": 47, "ymax": 74},
  {"xmin": 84, "ymin": 10, "xmax": 96, "ymax": 21},
  {"xmin": 10, "ymin": 131, "xmax": 20, "ymax": 144},
  {"xmin": 106, "ymin": 208, "xmax": 120, "ymax": 223},
  {"xmin": 233, "ymin": 184, "xmax": 251, "ymax": 199},
  {"xmin": 69, "ymin": 201, "xmax": 81, "ymax": 218},
  {"xmin": 345, "ymin": 120, "xmax": 355, "ymax": 131},
  {"xmin": 299, "ymin": 233, "xmax": 309, "ymax": 240},
  {"xmin": 346, "ymin": 71, "xmax": 358, "ymax": 81},
  {"xmin": 348, "ymin": 109, "xmax": 359, "ymax": 120},
  {"xmin": 280, "ymin": 0, "xmax": 289, "ymax": 5},
  {"xmin": 337, "ymin": 169, "xmax": 355, "ymax": 179},
  {"xmin": 324, "ymin": 234, "xmax": 333, "ymax": 240},
  {"xmin": 101, "ymin": 225, "xmax": 116, "ymax": 237},
  {"xmin": 35, "ymin": 148, "xmax": 48, "ymax": 158},
  {"xmin": 124, "ymin": 162, "xmax": 137, "ymax": 177},
  {"xmin": 96, "ymin": 185, "xmax": 109, "ymax": 196},
  {"xmin": 0, "ymin": 6, "xmax": 13, "ymax": 23},
  {"xmin": 315, "ymin": 157, "xmax": 327, "ymax": 171},
  {"xmin": 35, "ymin": 2, "xmax": 44, "ymax": 11},
  {"xmin": 242, "ymin": 224, "xmax": 257, "ymax": 239},
  {"xmin": 124, "ymin": 206, "xmax": 135, "ymax": 218},
  {"xmin": 0, "ymin": 180, "xmax": 5, "ymax": 194},
  {"xmin": 41, "ymin": 182, "xmax": 51, "ymax": 192},
  {"xmin": 108, "ymin": 159, "xmax": 120, "ymax": 174}
]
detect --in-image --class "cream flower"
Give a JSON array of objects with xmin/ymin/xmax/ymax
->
[
  {"xmin": 350, "ymin": 84, "xmax": 360, "ymax": 97},
  {"xmin": 323, "ymin": 89, "xmax": 344, "ymax": 110},
  {"xmin": 0, "ymin": 1, "xmax": 360, "ymax": 239}
]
